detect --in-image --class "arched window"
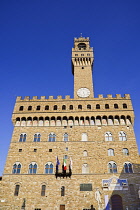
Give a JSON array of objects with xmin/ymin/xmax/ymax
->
[
  {"xmin": 114, "ymin": 104, "xmax": 118, "ymax": 109},
  {"xmin": 64, "ymin": 133, "xmax": 68, "ymax": 142},
  {"xmin": 36, "ymin": 105, "xmax": 40, "ymax": 110},
  {"xmin": 96, "ymin": 104, "xmax": 100, "ymax": 109},
  {"xmin": 119, "ymin": 131, "xmax": 127, "ymax": 141},
  {"xmin": 82, "ymin": 163, "xmax": 89, "ymax": 174},
  {"xmin": 41, "ymin": 185, "xmax": 46, "ymax": 196},
  {"xmin": 81, "ymin": 133, "xmax": 88, "ymax": 141},
  {"xmin": 105, "ymin": 104, "xmax": 109, "ymax": 109},
  {"xmin": 105, "ymin": 132, "xmax": 113, "ymax": 141},
  {"xmin": 123, "ymin": 103, "xmax": 127, "ymax": 109},
  {"xmin": 108, "ymin": 161, "xmax": 117, "ymax": 173},
  {"xmin": 124, "ymin": 162, "xmax": 133, "ymax": 173},
  {"xmin": 14, "ymin": 184, "xmax": 20, "ymax": 196},
  {"xmin": 12, "ymin": 163, "xmax": 21, "ymax": 174},
  {"xmin": 45, "ymin": 105, "xmax": 49, "ymax": 110},
  {"xmin": 54, "ymin": 105, "xmax": 57, "ymax": 110},
  {"xmin": 87, "ymin": 104, "xmax": 91, "ymax": 109},
  {"xmin": 69, "ymin": 105, "xmax": 73, "ymax": 110},
  {"xmin": 45, "ymin": 162, "xmax": 53, "ymax": 174},
  {"xmin": 34, "ymin": 133, "xmax": 41, "ymax": 142},
  {"xmin": 19, "ymin": 133, "xmax": 26, "ymax": 142},
  {"xmin": 78, "ymin": 105, "xmax": 82, "ymax": 110},
  {"xmin": 62, "ymin": 105, "xmax": 66, "ymax": 110},
  {"xmin": 29, "ymin": 162, "xmax": 37, "ymax": 174},
  {"xmin": 19, "ymin": 106, "xmax": 24, "ymax": 111},
  {"xmin": 28, "ymin": 106, "xmax": 32, "ymax": 111},
  {"xmin": 83, "ymin": 150, "xmax": 88, "ymax": 156},
  {"xmin": 48, "ymin": 133, "xmax": 56, "ymax": 142},
  {"xmin": 123, "ymin": 148, "xmax": 129, "ymax": 156},
  {"xmin": 108, "ymin": 149, "xmax": 114, "ymax": 156}
]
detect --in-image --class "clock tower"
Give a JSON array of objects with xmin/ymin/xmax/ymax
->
[{"xmin": 72, "ymin": 36, "xmax": 94, "ymax": 98}]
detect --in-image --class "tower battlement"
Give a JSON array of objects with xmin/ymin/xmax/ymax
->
[{"xmin": 16, "ymin": 94, "xmax": 130, "ymax": 102}]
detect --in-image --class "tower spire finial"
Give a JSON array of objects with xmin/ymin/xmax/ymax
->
[{"xmin": 80, "ymin": 33, "xmax": 82, "ymax": 37}]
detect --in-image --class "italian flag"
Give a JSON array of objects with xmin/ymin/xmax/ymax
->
[{"xmin": 64, "ymin": 159, "xmax": 67, "ymax": 170}]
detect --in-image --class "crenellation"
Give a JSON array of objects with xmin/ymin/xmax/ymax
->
[
  {"xmin": 49, "ymin": 96, "xmax": 54, "ymax": 99},
  {"xmin": 116, "ymin": 94, "xmax": 121, "ymax": 98},
  {"xmin": 107, "ymin": 94, "xmax": 113, "ymax": 98},
  {"xmin": 98, "ymin": 94, "xmax": 103, "ymax": 98},
  {"xmin": 16, "ymin": 96, "xmax": 22, "ymax": 101},
  {"xmin": 65, "ymin": 95, "xmax": 70, "ymax": 99},
  {"xmin": 57, "ymin": 95, "xmax": 62, "ymax": 99},
  {"xmin": 40, "ymin": 96, "xmax": 46, "ymax": 100},
  {"xmin": 124, "ymin": 94, "xmax": 130, "ymax": 99},
  {"xmin": 32, "ymin": 96, "xmax": 38, "ymax": 100}
]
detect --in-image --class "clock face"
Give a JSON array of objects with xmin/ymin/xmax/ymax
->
[{"xmin": 77, "ymin": 88, "xmax": 90, "ymax": 98}]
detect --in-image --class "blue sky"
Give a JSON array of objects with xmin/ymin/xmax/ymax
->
[{"xmin": 0, "ymin": 0, "xmax": 140, "ymax": 175}]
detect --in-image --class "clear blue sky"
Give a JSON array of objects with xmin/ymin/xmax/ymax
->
[{"xmin": 0, "ymin": 0, "xmax": 140, "ymax": 176}]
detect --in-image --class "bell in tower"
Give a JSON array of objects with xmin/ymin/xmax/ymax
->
[{"xmin": 72, "ymin": 36, "xmax": 94, "ymax": 98}]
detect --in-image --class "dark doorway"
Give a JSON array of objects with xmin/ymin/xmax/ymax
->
[
  {"xmin": 111, "ymin": 194, "xmax": 123, "ymax": 210},
  {"xmin": 60, "ymin": 205, "xmax": 65, "ymax": 210}
]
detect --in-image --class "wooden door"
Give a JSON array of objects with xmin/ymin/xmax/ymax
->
[
  {"xmin": 60, "ymin": 205, "xmax": 65, "ymax": 210},
  {"xmin": 111, "ymin": 194, "xmax": 123, "ymax": 210}
]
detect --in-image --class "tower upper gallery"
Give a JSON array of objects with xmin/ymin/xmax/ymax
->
[{"xmin": 72, "ymin": 36, "xmax": 94, "ymax": 99}]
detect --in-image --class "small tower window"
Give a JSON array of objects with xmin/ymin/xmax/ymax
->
[
  {"xmin": 28, "ymin": 106, "xmax": 32, "ymax": 111},
  {"xmin": 45, "ymin": 105, "xmax": 49, "ymax": 110},
  {"xmin": 87, "ymin": 53, "xmax": 90, "ymax": 56},
  {"xmin": 19, "ymin": 106, "xmax": 24, "ymax": 111},
  {"xmin": 69, "ymin": 105, "xmax": 73, "ymax": 110},
  {"xmin": 62, "ymin": 105, "xmax": 66, "ymax": 110},
  {"xmin": 36, "ymin": 105, "xmax": 40, "ymax": 110},
  {"xmin": 114, "ymin": 104, "xmax": 118, "ymax": 109},
  {"xmin": 123, "ymin": 148, "xmax": 129, "ymax": 156},
  {"xmin": 78, "ymin": 105, "xmax": 82, "ymax": 110},
  {"xmin": 54, "ymin": 105, "xmax": 57, "ymax": 110},
  {"xmin": 87, "ymin": 104, "xmax": 91, "ymax": 109},
  {"xmin": 75, "ymin": 54, "xmax": 78, "ymax": 56},
  {"xmin": 81, "ymin": 54, "xmax": 84, "ymax": 56},
  {"xmin": 78, "ymin": 43, "xmax": 86, "ymax": 50},
  {"xmin": 96, "ymin": 104, "xmax": 100, "ymax": 109},
  {"xmin": 105, "ymin": 104, "xmax": 109, "ymax": 109},
  {"xmin": 123, "ymin": 103, "xmax": 127, "ymax": 109}
]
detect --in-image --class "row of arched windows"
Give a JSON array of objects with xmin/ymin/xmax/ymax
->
[
  {"xmin": 19, "ymin": 103, "xmax": 128, "ymax": 111},
  {"xmin": 108, "ymin": 148, "xmax": 129, "ymax": 156},
  {"xmin": 19, "ymin": 131, "xmax": 127, "ymax": 142},
  {"xmin": 15, "ymin": 115, "xmax": 132, "ymax": 126},
  {"xmin": 12, "ymin": 161, "xmax": 133, "ymax": 174}
]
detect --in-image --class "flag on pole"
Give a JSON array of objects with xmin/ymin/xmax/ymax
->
[
  {"xmin": 70, "ymin": 157, "xmax": 73, "ymax": 170},
  {"xmin": 64, "ymin": 159, "xmax": 67, "ymax": 170},
  {"xmin": 56, "ymin": 156, "xmax": 60, "ymax": 171}
]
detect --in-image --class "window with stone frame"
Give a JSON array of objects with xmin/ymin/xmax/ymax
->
[
  {"xmin": 123, "ymin": 148, "xmax": 129, "ymax": 156},
  {"xmin": 108, "ymin": 161, "xmax": 117, "ymax": 173},
  {"xmin": 124, "ymin": 162, "xmax": 133, "ymax": 173},
  {"xmin": 45, "ymin": 162, "xmax": 53, "ymax": 174},
  {"xmin": 105, "ymin": 132, "xmax": 113, "ymax": 141},
  {"xmin": 41, "ymin": 185, "xmax": 46, "ymax": 196},
  {"xmin": 48, "ymin": 133, "xmax": 56, "ymax": 142},
  {"xmin": 19, "ymin": 133, "xmax": 26, "ymax": 142},
  {"xmin": 108, "ymin": 149, "xmax": 114, "ymax": 156},
  {"xmin": 12, "ymin": 162, "xmax": 21, "ymax": 174},
  {"xmin": 28, "ymin": 162, "xmax": 37, "ymax": 174},
  {"xmin": 119, "ymin": 131, "xmax": 127, "ymax": 141},
  {"xmin": 64, "ymin": 133, "xmax": 68, "ymax": 142},
  {"xmin": 34, "ymin": 133, "xmax": 41, "ymax": 142},
  {"xmin": 14, "ymin": 184, "xmax": 20, "ymax": 196}
]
